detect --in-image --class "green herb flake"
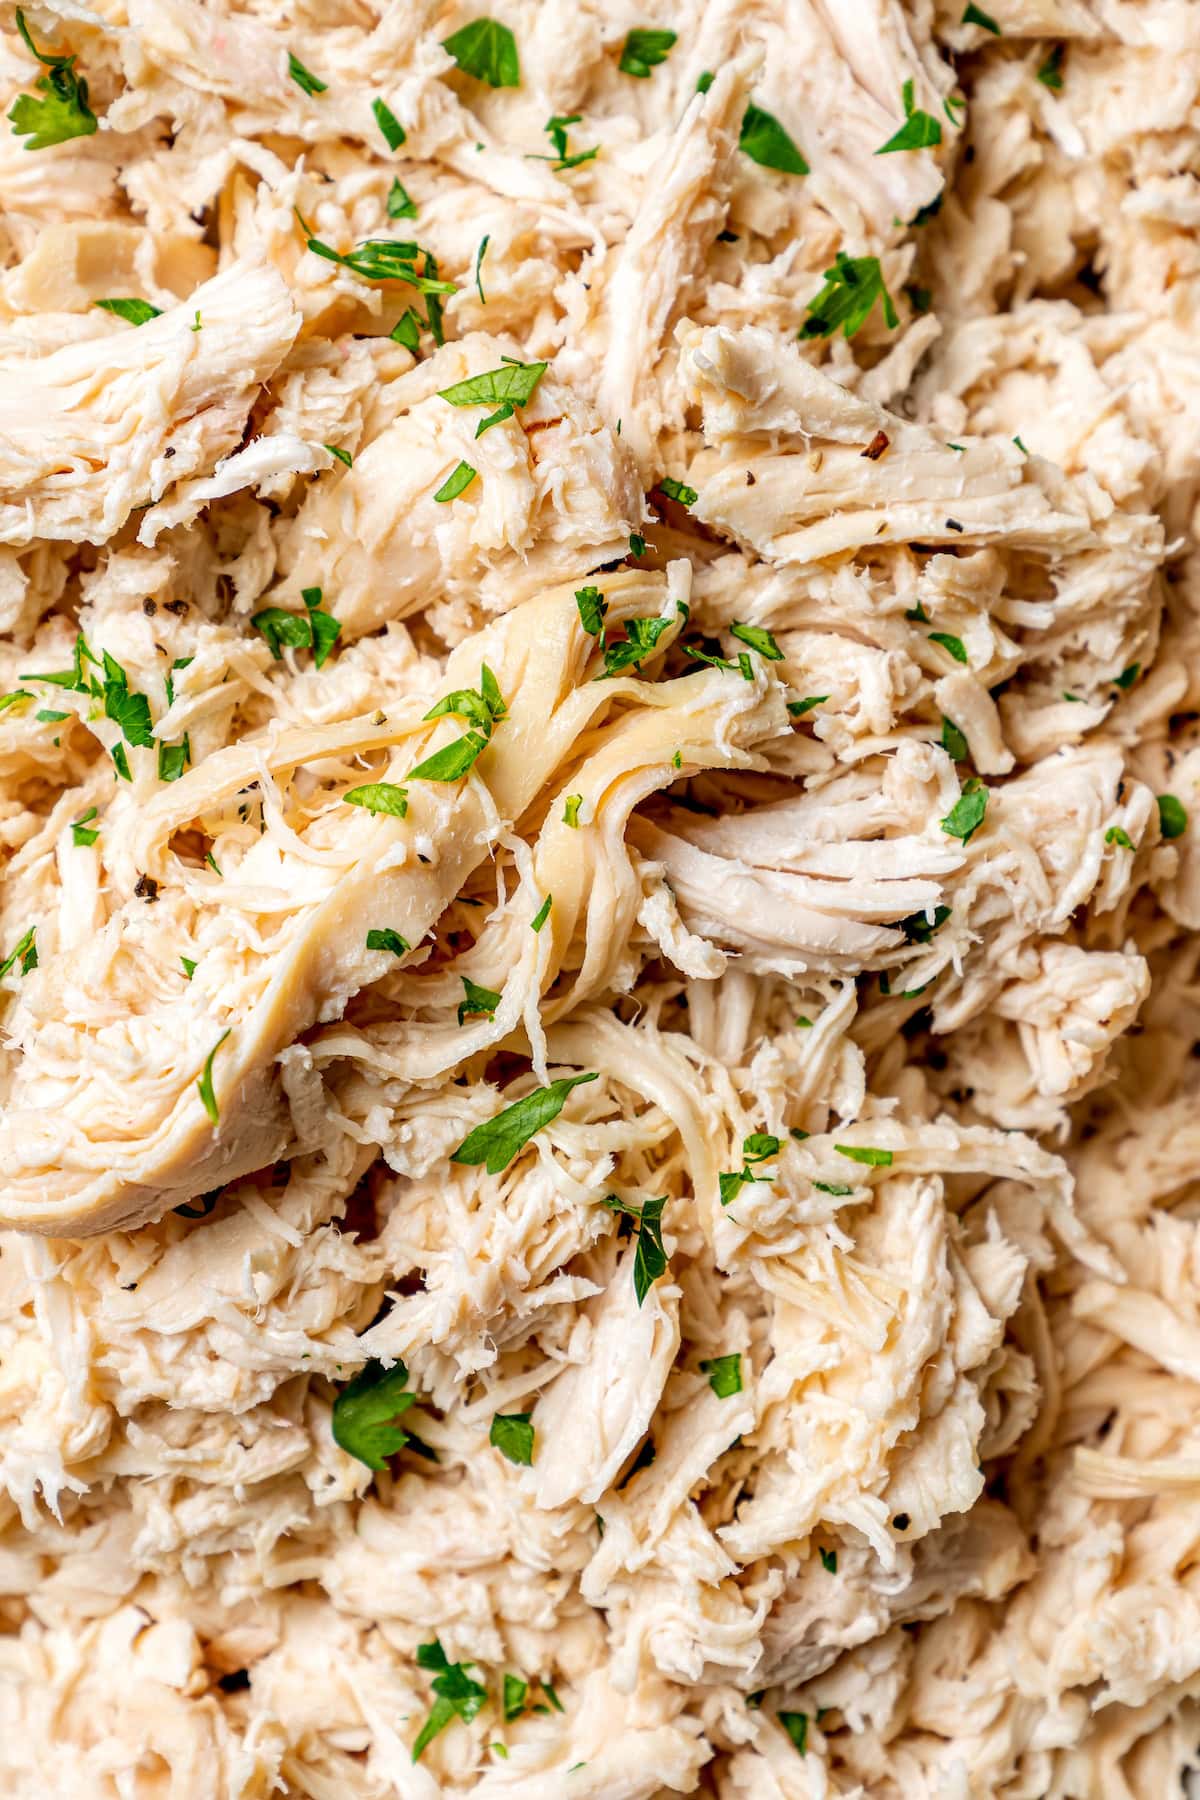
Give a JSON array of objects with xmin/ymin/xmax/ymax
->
[
  {"xmin": 699, "ymin": 1353, "xmax": 743, "ymax": 1398},
  {"xmin": 629, "ymin": 532, "xmax": 646, "ymax": 557},
  {"xmin": 438, "ymin": 361, "xmax": 547, "ymax": 430},
  {"xmin": 780, "ymin": 1710, "xmax": 809, "ymax": 1755},
  {"xmin": 536, "ymin": 112, "xmax": 598, "ymax": 170},
  {"xmin": 575, "ymin": 585, "xmax": 608, "ymax": 636},
  {"xmin": 441, "ymin": 18, "xmax": 520, "ymax": 88},
  {"xmin": 696, "ymin": 71, "xmax": 715, "ymax": 94},
  {"xmin": 820, "ymin": 1547, "xmax": 838, "ymax": 1573},
  {"xmin": 344, "ymin": 781, "xmax": 409, "ymax": 818},
  {"xmin": 1037, "ymin": 44, "xmax": 1065, "ymax": 90},
  {"xmin": 332, "ymin": 1360, "xmax": 417, "ymax": 1471},
  {"xmin": 531, "ymin": 893, "xmax": 552, "ymax": 933},
  {"xmin": 408, "ymin": 731, "xmax": 489, "ymax": 782},
  {"xmin": 731, "ymin": 621, "xmax": 783, "ymax": 661},
  {"xmin": 36, "ymin": 707, "xmax": 68, "ymax": 723},
  {"xmin": 0, "ymin": 925, "xmax": 37, "ymax": 979},
  {"xmin": 963, "ymin": 3, "xmax": 1001, "ymax": 32},
  {"xmin": 197, "ymin": 1029, "xmax": 231, "ymax": 1126},
  {"xmin": 788, "ymin": 694, "xmax": 828, "ymax": 718},
  {"xmin": 1158, "ymin": 794, "xmax": 1188, "ymax": 840},
  {"xmin": 1013, "ymin": 434, "xmax": 1030, "ymax": 454},
  {"xmin": 434, "ymin": 460, "xmax": 478, "ymax": 502},
  {"xmin": 929, "ymin": 631, "xmax": 968, "ymax": 664},
  {"xmin": 899, "ymin": 904, "xmax": 951, "ymax": 944},
  {"xmin": 296, "ymin": 215, "xmax": 456, "ymax": 296},
  {"xmin": 95, "ymin": 298, "xmax": 162, "ymax": 327},
  {"xmin": 366, "ymin": 928, "xmax": 409, "ymax": 957},
  {"xmin": 876, "ymin": 79, "xmax": 942, "ymax": 154},
  {"xmin": 601, "ymin": 613, "xmax": 673, "ymax": 677},
  {"xmin": 1112, "ymin": 663, "xmax": 1140, "ymax": 690},
  {"xmin": 618, "ymin": 28, "xmax": 676, "ymax": 78},
  {"xmin": 387, "ymin": 178, "xmax": 417, "ymax": 221},
  {"xmin": 835, "ymin": 1144, "xmax": 894, "ymax": 1167},
  {"xmin": 324, "ymin": 443, "xmax": 353, "ymax": 468},
  {"xmin": 941, "ymin": 716, "xmax": 969, "ymax": 762},
  {"xmin": 603, "ymin": 1193, "xmax": 669, "ymax": 1305},
  {"xmin": 71, "ymin": 807, "xmax": 99, "ymax": 847},
  {"xmin": 111, "ymin": 743, "xmax": 131, "ymax": 782},
  {"xmin": 157, "ymin": 740, "xmax": 188, "ymax": 783},
  {"xmin": 412, "ymin": 1640, "xmax": 488, "ymax": 1762},
  {"xmin": 391, "ymin": 306, "xmax": 421, "ymax": 349},
  {"xmin": 451, "ymin": 1071, "xmax": 597, "ymax": 1173},
  {"xmin": 659, "ymin": 476, "xmax": 698, "ymax": 507},
  {"xmin": 490, "ymin": 1412, "xmax": 534, "ymax": 1466},
  {"xmin": 458, "ymin": 976, "xmax": 501, "ymax": 1026},
  {"xmin": 180, "ymin": 956, "xmax": 196, "ymax": 978},
  {"xmin": 739, "ymin": 102, "xmax": 808, "ymax": 175},
  {"xmin": 503, "ymin": 1675, "xmax": 528, "ymax": 1722},
  {"xmin": 563, "ymin": 793, "xmax": 583, "ymax": 828},
  {"xmin": 907, "ymin": 284, "xmax": 933, "ymax": 314},
  {"xmin": 287, "ymin": 51, "xmax": 326, "ymax": 95},
  {"xmin": 1105, "ymin": 826, "xmax": 1134, "ymax": 850},
  {"xmin": 474, "ymin": 233, "xmax": 490, "ymax": 303},
  {"xmin": 800, "ymin": 253, "xmax": 898, "ymax": 340},
  {"xmin": 372, "ymin": 95, "xmax": 405, "ymax": 149},
  {"xmin": 940, "ymin": 777, "xmax": 988, "ymax": 843},
  {"xmin": 9, "ymin": 8, "xmax": 98, "ymax": 150}
]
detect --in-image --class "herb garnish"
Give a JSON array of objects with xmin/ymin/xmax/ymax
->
[
  {"xmin": 699, "ymin": 1353, "xmax": 743, "ymax": 1397},
  {"xmin": 940, "ymin": 778, "xmax": 988, "ymax": 843},
  {"xmin": 618, "ymin": 29, "xmax": 676, "ymax": 77},
  {"xmin": 442, "ymin": 18, "xmax": 520, "ymax": 87},
  {"xmin": 800, "ymin": 254, "xmax": 898, "ymax": 339},
  {"xmin": 602, "ymin": 1194, "xmax": 669, "ymax": 1305},
  {"xmin": 876, "ymin": 79, "xmax": 942, "ymax": 153},
  {"xmin": 490, "ymin": 1413, "xmax": 534, "ymax": 1465},
  {"xmin": 739, "ymin": 102, "xmax": 808, "ymax": 175},
  {"xmin": 434, "ymin": 461, "xmax": 478, "ymax": 502},
  {"xmin": 332, "ymin": 1360, "xmax": 417, "ymax": 1470},
  {"xmin": 287, "ymin": 52, "xmax": 326, "ymax": 96},
  {"xmin": 96, "ymin": 298, "xmax": 162, "ymax": 327},
  {"xmin": 9, "ymin": 8, "xmax": 97, "ymax": 150},
  {"xmin": 451, "ymin": 1071, "xmax": 597, "ymax": 1172}
]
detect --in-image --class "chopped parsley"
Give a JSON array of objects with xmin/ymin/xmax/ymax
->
[
  {"xmin": 629, "ymin": 532, "xmax": 646, "ymax": 557},
  {"xmin": 0, "ymin": 926, "xmax": 37, "ymax": 979},
  {"xmin": 296, "ymin": 214, "xmax": 455, "ymax": 297},
  {"xmin": 602, "ymin": 1194, "xmax": 669, "ymax": 1305},
  {"xmin": 180, "ymin": 956, "xmax": 196, "ymax": 979},
  {"xmin": 563, "ymin": 793, "xmax": 583, "ymax": 828},
  {"xmin": 490, "ymin": 1412, "xmax": 534, "ymax": 1466},
  {"xmin": 820, "ymin": 1547, "xmax": 838, "ymax": 1573},
  {"xmin": 659, "ymin": 476, "xmax": 697, "ymax": 507},
  {"xmin": 287, "ymin": 51, "xmax": 326, "ymax": 96},
  {"xmin": 780, "ymin": 1711, "xmax": 809, "ymax": 1755},
  {"xmin": 618, "ymin": 28, "xmax": 676, "ymax": 77},
  {"xmin": 600, "ymin": 612, "xmax": 674, "ymax": 677},
  {"xmin": 504, "ymin": 1675, "xmax": 528, "ymax": 1721},
  {"xmin": 408, "ymin": 732, "xmax": 490, "ymax": 782},
  {"xmin": 372, "ymin": 95, "xmax": 405, "ymax": 149},
  {"xmin": 157, "ymin": 740, "xmax": 189, "ymax": 783},
  {"xmin": 929, "ymin": 631, "xmax": 968, "ymax": 664},
  {"xmin": 197, "ymin": 1029, "xmax": 231, "ymax": 1126},
  {"xmin": 425, "ymin": 665, "xmax": 507, "ymax": 737},
  {"xmin": 719, "ymin": 1132, "xmax": 781, "ymax": 1207},
  {"xmin": 537, "ymin": 113, "xmax": 598, "ymax": 170},
  {"xmin": 739, "ymin": 102, "xmax": 808, "ymax": 175},
  {"xmin": 450, "ymin": 1071, "xmax": 598, "ymax": 1173},
  {"xmin": 9, "ymin": 8, "xmax": 97, "ymax": 151},
  {"xmin": 413, "ymin": 1643, "xmax": 488, "ymax": 1763},
  {"xmin": 800, "ymin": 253, "xmax": 898, "ymax": 340},
  {"xmin": 366, "ymin": 928, "xmax": 409, "ymax": 956},
  {"xmin": 101, "ymin": 652, "xmax": 154, "ymax": 750},
  {"xmin": 388, "ymin": 179, "xmax": 417, "ymax": 221},
  {"xmin": 1112, "ymin": 662, "xmax": 1140, "ymax": 690},
  {"xmin": 963, "ymin": 3, "xmax": 1001, "ymax": 32},
  {"xmin": 434, "ymin": 460, "xmax": 478, "ymax": 502},
  {"xmin": 344, "ymin": 782, "xmax": 410, "ymax": 818},
  {"xmin": 731, "ymin": 621, "xmax": 783, "ymax": 661},
  {"xmin": 941, "ymin": 778, "xmax": 988, "ymax": 843},
  {"xmin": 438, "ymin": 358, "xmax": 546, "ymax": 435},
  {"xmin": 699, "ymin": 1353, "xmax": 743, "ymax": 1398},
  {"xmin": 324, "ymin": 443, "xmax": 352, "ymax": 468},
  {"xmin": 575, "ymin": 585, "xmax": 608, "ymax": 636},
  {"xmin": 1105, "ymin": 826, "xmax": 1134, "ymax": 850},
  {"xmin": 876, "ymin": 79, "xmax": 942, "ymax": 154},
  {"xmin": 332, "ymin": 1359, "xmax": 417, "ymax": 1470},
  {"xmin": 941, "ymin": 716, "xmax": 968, "ymax": 762},
  {"xmin": 907, "ymin": 284, "xmax": 933, "ymax": 314},
  {"xmin": 898, "ymin": 903, "xmax": 951, "ymax": 943},
  {"xmin": 111, "ymin": 743, "xmax": 131, "ymax": 781},
  {"xmin": 1158, "ymin": 794, "xmax": 1188, "ymax": 840},
  {"xmin": 71, "ymin": 807, "xmax": 99, "ymax": 847},
  {"xmin": 474, "ymin": 233, "xmax": 489, "ymax": 303},
  {"xmin": 36, "ymin": 708, "xmax": 67, "ymax": 723},
  {"xmin": 835, "ymin": 1143, "xmax": 894, "ymax": 1166},
  {"xmin": 251, "ymin": 591, "xmax": 341, "ymax": 668},
  {"xmin": 95, "ymin": 298, "xmax": 161, "ymax": 327},
  {"xmin": 788, "ymin": 695, "xmax": 828, "ymax": 718},
  {"xmin": 531, "ymin": 893, "xmax": 553, "ymax": 932},
  {"xmin": 441, "ymin": 18, "xmax": 520, "ymax": 88},
  {"xmin": 391, "ymin": 307, "xmax": 421, "ymax": 350},
  {"xmin": 1037, "ymin": 44, "xmax": 1064, "ymax": 90},
  {"xmin": 459, "ymin": 977, "xmax": 501, "ymax": 1025}
]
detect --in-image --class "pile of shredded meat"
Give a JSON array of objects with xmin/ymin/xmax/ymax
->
[{"xmin": 2, "ymin": 0, "xmax": 1200, "ymax": 1794}]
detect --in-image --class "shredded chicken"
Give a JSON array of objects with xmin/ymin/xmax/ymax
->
[{"xmin": 0, "ymin": 1, "xmax": 1198, "ymax": 1796}]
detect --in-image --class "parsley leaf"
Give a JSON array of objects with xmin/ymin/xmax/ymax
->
[
  {"xmin": 699, "ymin": 1353, "xmax": 743, "ymax": 1398},
  {"xmin": 575, "ymin": 586, "xmax": 608, "ymax": 636},
  {"xmin": 1112, "ymin": 662, "xmax": 1140, "ymax": 690},
  {"xmin": 458, "ymin": 976, "xmax": 501, "ymax": 1025},
  {"xmin": 332, "ymin": 1360, "xmax": 417, "ymax": 1471},
  {"xmin": 0, "ymin": 926, "xmax": 37, "ymax": 979},
  {"xmin": 531, "ymin": 893, "xmax": 552, "ymax": 933},
  {"xmin": 940, "ymin": 777, "xmax": 988, "ymax": 843},
  {"xmin": 372, "ymin": 95, "xmax": 405, "ymax": 149},
  {"xmin": 71, "ymin": 807, "xmax": 99, "ymax": 847},
  {"xmin": 180, "ymin": 956, "xmax": 196, "ymax": 978},
  {"xmin": 876, "ymin": 79, "xmax": 942, "ymax": 153},
  {"xmin": 442, "ymin": 18, "xmax": 520, "ymax": 88},
  {"xmin": 601, "ymin": 613, "xmax": 673, "ymax": 677},
  {"xmin": 425, "ymin": 669, "xmax": 507, "ymax": 739},
  {"xmin": 562, "ymin": 793, "xmax": 582, "ymax": 828},
  {"xmin": 451, "ymin": 1071, "xmax": 598, "ymax": 1173},
  {"xmin": 408, "ymin": 731, "xmax": 490, "ymax": 782},
  {"xmin": 788, "ymin": 695, "xmax": 828, "ymax": 718},
  {"xmin": 618, "ymin": 28, "xmax": 676, "ymax": 77},
  {"xmin": 490, "ymin": 1412, "xmax": 534, "ymax": 1465},
  {"xmin": 391, "ymin": 306, "xmax": 421, "ymax": 349},
  {"xmin": 297, "ymin": 215, "xmax": 455, "ymax": 296},
  {"xmin": 820, "ymin": 1547, "xmax": 838, "ymax": 1572},
  {"xmin": 438, "ymin": 361, "xmax": 547, "ymax": 423},
  {"xmin": 1105, "ymin": 826, "xmax": 1134, "ymax": 850},
  {"xmin": 102, "ymin": 653, "xmax": 154, "ymax": 749},
  {"xmin": 503, "ymin": 1675, "xmax": 528, "ymax": 1721},
  {"xmin": 95, "ymin": 298, "xmax": 161, "ymax": 326},
  {"xmin": 111, "ymin": 743, "xmax": 131, "ymax": 781},
  {"xmin": 659, "ymin": 475, "xmax": 697, "ymax": 508},
  {"xmin": 434, "ymin": 461, "xmax": 478, "ymax": 502},
  {"xmin": 719, "ymin": 1132, "xmax": 781, "ymax": 1206},
  {"xmin": 345, "ymin": 782, "xmax": 409, "ymax": 818},
  {"xmin": 9, "ymin": 9, "xmax": 97, "ymax": 151},
  {"xmin": 603, "ymin": 1194, "xmax": 669, "ymax": 1305},
  {"xmin": 537, "ymin": 113, "xmax": 598, "ymax": 170},
  {"xmin": 835, "ymin": 1144, "xmax": 894, "ymax": 1166},
  {"xmin": 413, "ymin": 1642, "xmax": 488, "ymax": 1762},
  {"xmin": 898, "ymin": 904, "xmax": 951, "ymax": 943},
  {"xmin": 963, "ymin": 3, "xmax": 1001, "ymax": 32},
  {"xmin": 1037, "ymin": 44, "xmax": 1064, "ymax": 89},
  {"xmin": 739, "ymin": 102, "xmax": 808, "ymax": 175},
  {"xmin": 287, "ymin": 51, "xmax": 326, "ymax": 95},
  {"xmin": 941, "ymin": 716, "xmax": 968, "ymax": 762},
  {"xmin": 250, "ymin": 598, "xmax": 340, "ymax": 668},
  {"xmin": 731, "ymin": 621, "xmax": 783, "ymax": 661},
  {"xmin": 157, "ymin": 740, "xmax": 189, "ymax": 783},
  {"xmin": 324, "ymin": 443, "xmax": 352, "ymax": 468},
  {"xmin": 366, "ymin": 928, "xmax": 409, "ymax": 956},
  {"xmin": 780, "ymin": 1711, "xmax": 809, "ymax": 1755},
  {"xmin": 474, "ymin": 233, "xmax": 489, "ymax": 303},
  {"xmin": 388, "ymin": 179, "xmax": 417, "ymax": 222},
  {"xmin": 197, "ymin": 1029, "xmax": 231, "ymax": 1125},
  {"xmin": 1158, "ymin": 794, "xmax": 1188, "ymax": 840},
  {"xmin": 800, "ymin": 253, "xmax": 898, "ymax": 339},
  {"xmin": 928, "ymin": 631, "xmax": 968, "ymax": 664}
]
